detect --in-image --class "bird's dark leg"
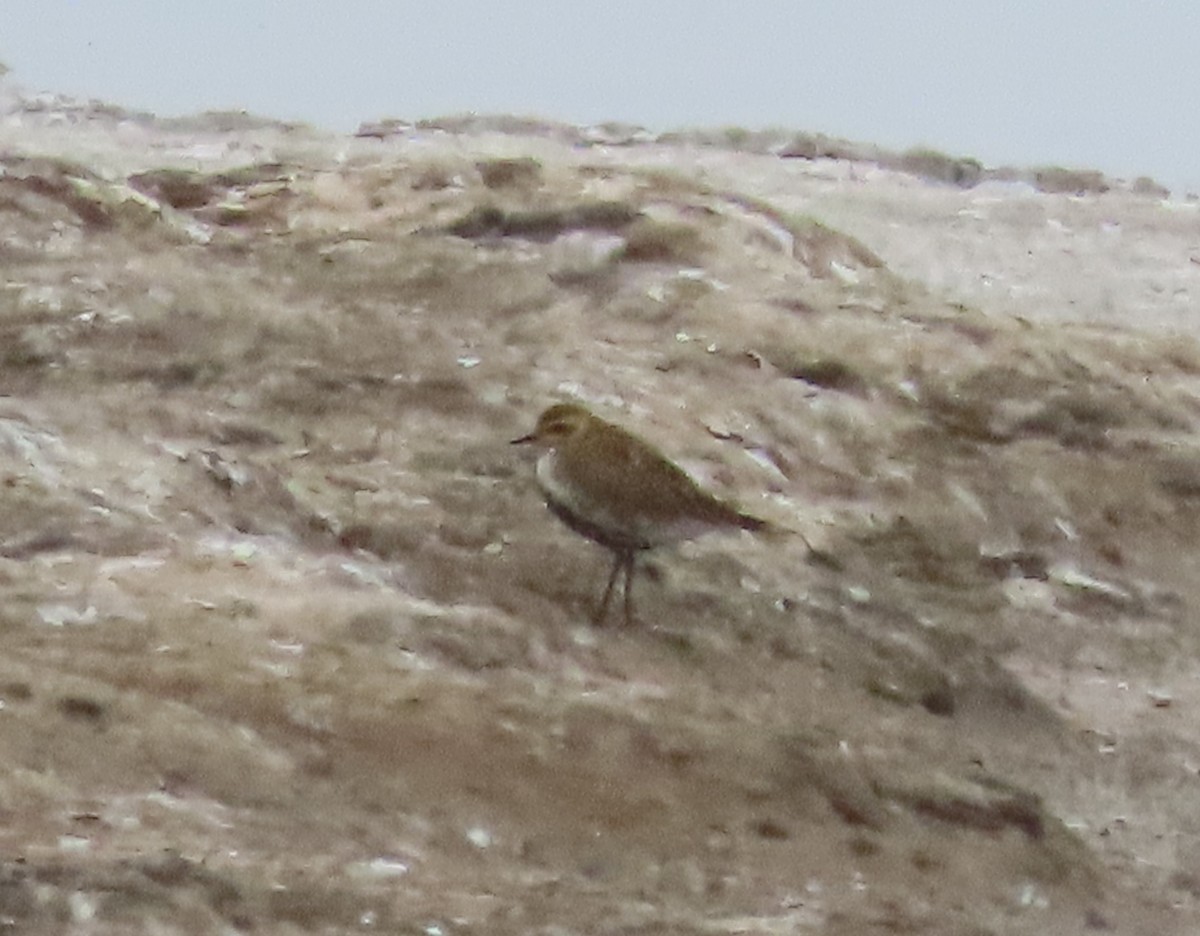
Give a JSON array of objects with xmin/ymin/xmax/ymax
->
[
  {"xmin": 621, "ymin": 550, "xmax": 637, "ymax": 627},
  {"xmin": 593, "ymin": 550, "xmax": 624, "ymax": 625}
]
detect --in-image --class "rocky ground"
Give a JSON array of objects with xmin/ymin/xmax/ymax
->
[{"xmin": 3, "ymin": 70, "xmax": 1200, "ymax": 934}]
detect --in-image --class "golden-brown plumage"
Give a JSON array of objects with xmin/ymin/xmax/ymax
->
[{"xmin": 512, "ymin": 402, "xmax": 766, "ymax": 626}]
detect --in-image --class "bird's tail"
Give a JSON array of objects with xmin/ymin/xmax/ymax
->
[{"xmin": 739, "ymin": 513, "xmax": 842, "ymax": 569}]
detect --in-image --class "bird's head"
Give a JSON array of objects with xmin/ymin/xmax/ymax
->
[{"xmin": 511, "ymin": 403, "xmax": 594, "ymax": 448}]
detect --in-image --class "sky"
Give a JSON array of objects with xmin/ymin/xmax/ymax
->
[{"xmin": 3, "ymin": 1, "xmax": 1199, "ymax": 194}]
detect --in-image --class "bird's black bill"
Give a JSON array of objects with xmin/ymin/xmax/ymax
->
[{"xmin": 511, "ymin": 433, "xmax": 535, "ymax": 445}]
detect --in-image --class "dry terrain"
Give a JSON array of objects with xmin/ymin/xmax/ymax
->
[{"xmin": 3, "ymin": 73, "xmax": 1200, "ymax": 934}]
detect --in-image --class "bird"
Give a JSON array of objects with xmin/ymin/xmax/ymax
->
[{"xmin": 511, "ymin": 402, "xmax": 770, "ymax": 626}]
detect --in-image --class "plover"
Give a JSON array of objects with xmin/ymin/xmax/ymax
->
[{"xmin": 512, "ymin": 402, "xmax": 768, "ymax": 626}]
